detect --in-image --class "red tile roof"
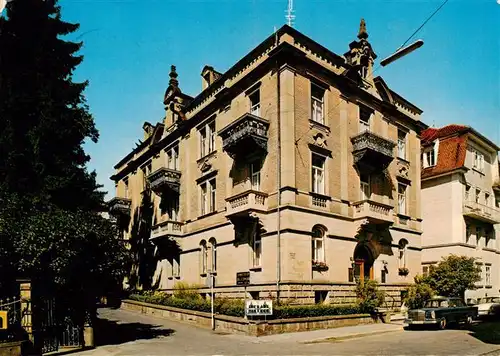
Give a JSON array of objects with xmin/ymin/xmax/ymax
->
[{"xmin": 421, "ymin": 125, "xmax": 469, "ymax": 179}]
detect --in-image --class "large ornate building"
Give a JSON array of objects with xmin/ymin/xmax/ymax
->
[
  {"xmin": 109, "ymin": 21, "xmax": 427, "ymax": 305},
  {"xmin": 421, "ymin": 125, "xmax": 500, "ymax": 302}
]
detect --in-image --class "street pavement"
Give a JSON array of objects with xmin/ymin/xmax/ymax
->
[{"xmin": 78, "ymin": 307, "xmax": 500, "ymax": 355}]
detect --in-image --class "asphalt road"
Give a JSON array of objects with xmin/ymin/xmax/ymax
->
[{"xmin": 78, "ymin": 307, "xmax": 500, "ymax": 355}]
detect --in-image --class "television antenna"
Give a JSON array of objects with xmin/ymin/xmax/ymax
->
[{"xmin": 285, "ymin": 0, "xmax": 295, "ymax": 27}]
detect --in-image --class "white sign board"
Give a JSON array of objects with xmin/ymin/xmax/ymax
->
[{"xmin": 245, "ymin": 300, "xmax": 273, "ymax": 316}]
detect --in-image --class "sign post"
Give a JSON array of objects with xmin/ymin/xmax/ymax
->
[
  {"xmin": 236, "ymin": 272, "xmax": 250, "ymax": 320},
  {"xmin": 245, "ymin": 300, "xmax": 273, "ymax": 317},
  {"xmin": 210, "ymin": 272, "xmax": 214, "ymax": 330}
]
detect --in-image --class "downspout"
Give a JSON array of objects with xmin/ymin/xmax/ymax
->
[{"xmin": 276, "ymin": 39, "xmax": 282, "ymax": 305}]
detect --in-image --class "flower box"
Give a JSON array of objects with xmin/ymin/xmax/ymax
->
[
  {"xmin": 312, "ymin": 261, "xmax": 329, "ymax": 272},
  {"xmin": 398, "ymin": 267, "xmax": 409, "ymax": 276}
]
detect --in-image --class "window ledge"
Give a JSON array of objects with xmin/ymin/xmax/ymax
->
[
  {"xmin": 250, "ymin": 267, "xmax": 262, "ymax": 272},
  {"xmin": 397, "ymin": 157, "xmax": 410, "ymax": 164},
  {"xmin": 197, "ymin": 210, "xmax": 219, "ymax": 220},
  {"xmin": 309, "ymin": 192, "xmax": 332, "ymax": 200},
  {"xmin": 197, "ymin": 150, "xmax": 218, "ymax": 164},
  {"xmin": 397, "ymin": 213, "xmax": 411, "ymax": 220},
  {"xmin": 309, "ymin": 120, "xmax": 330, "ymax": 133},
  {"xmin": 486, "ymin": 285, "xmax": 493, "ymax": 289},
  {"xmin": 472, "ymin": 167, "xmax": 485, "ymax": 176},
  {"xmin": 200, "ymin": 273, "xmax": 207, "ymax": 277},
  {"xmin": 174, "ymin": 276, "xmax": 181, "ymax": 279},
  {"xmin": 167, "ymin": 277, "xmax": 174, "ymax": 280}
]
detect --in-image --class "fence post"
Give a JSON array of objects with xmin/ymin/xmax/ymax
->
[{"xmin": 17, "ymin": 279, "xmax": 33, "ymax": 343}]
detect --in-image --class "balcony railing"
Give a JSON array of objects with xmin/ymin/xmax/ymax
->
[
  {"xmin": 150, "ymin": 220, "xmax": 183, "ymax": 242},
  {"xmin": 219, "ymin": 113, "xmax": 269, "ymax": 159},
  {"xmin": 351, "ymin": 130, "xmax": 395, "ymax": 172},
  {"xmin": 225, "ymin": 190, "xmax": 268, "ymax": 218},
  {"xmin": 108, "ymin": 197, "xmax": 132, "ymax": 216},
  {"xmin": 463, "ymin": 201, "xmax": 500, "ymax": 224},
  {"xmin": 352, "ymin": 199, "xmax": 394, "ymax": 224},
  {"xmin": 147, "ymin": 167, "xmax": 181, "ymax": 194}
]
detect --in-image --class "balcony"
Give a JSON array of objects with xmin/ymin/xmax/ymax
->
[
  {"xmin": 147, "ymin": 167, "xmax": 181, "ymax": 194},
  {"xmin": 351, "ymin": 131, "xmax": 396, "ymax": 173},
  {"xmin": 463, "ymin": 201, "xmax": 500, "ymax": 224},
  {"xmin": 225, "ymin": 190, "xmax": 268, "ymax": 218},
  {"xmin": 352, "ymin": 200, "xmax": 394, "ymax": 224},
  {"xmin": 108, "ymin": 197, "xmax": 132, "ymax": 216},
  {"xmin": 150, "ymin": 220, "xmax": 183, "ymax": 244},
  {"xmin": 219, "ymin": 113, "xmax": 269, "ymax": 159}
]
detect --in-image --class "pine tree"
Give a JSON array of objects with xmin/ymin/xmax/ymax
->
[{"xmin": 0, "ymin": 0, "xmax": 103, "ymax": 211}]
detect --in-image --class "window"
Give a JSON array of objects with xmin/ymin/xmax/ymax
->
[
  {"xmin": 199, "ymin": 120, "xmax": 216, "ymax": 157},
  {"xmin": 466, "ymin": 224, "xmax": 471, "ymax": 244},
  {"xmin": 141, "ymin": 162, "xmax": 152, "ymax": 189},
  {"xmin": 486, "ymin": 265, "xmax": 491, "ymax": 285},
  {"xmin": 200, "ymin": 178, "xmax": 216, "ymax": 215},
  {"xmin": 166, "ymin": 145, "xmax": 179, "ymax": 170},
  {"xmin": 397, "ymin": 130, "xmax": 407, "ymax": 160},
  {"xmin": 475, "ymin": 189, "xmax": 481, "ymax": 204},
  {"xmin": 476, "ymin": 227, "xmax": 482, "ymax": 246},
  {"xmin": 314, "ymin": 291, "xmax": 328, "ymax": 304},
  {"xmin": 398, "ymin": 239, "xmax": 408, "ymax": 269},
  {"xmin": 311, "ymin": 227, "xmax": 325, "ymax": 263},
  {"xmin": 465, "ymin": 185, "xmax": 471, "ymax": 201},
  {"xmin": 249, "ymin": 89, "xmax": 260, "ymax": 117},
  {"xmin": 360, "ymin": 174, "xmax": 371, "ymax": 200},
  {"xmin": 359, "ymin": 106, "xmax": 371, "ymax": 133},
  {"xmin": 200, "ymin": 241, "xmax": 208, "ymax": 275},
  {"xmin": 173, "ymin": 256, "xmax": 180, "ymax": 277},
  {"xmin": 209, "ymin": 238, "xmax": 217, "ymax": 273},
  {"xmin": 398, "ymin": 183, "xmax": 407, "ymax": 215},
  {"xmin": 311, "ymin": 83, "xmax": 325, "ymax": 124},
  {"xmin": 251, "ymin": 162, "xmax": 261, "ymax": 190},
  {"xmin": 312, "ymin": 154, "xmax": 325, "ymax": 194},
  {"xmin": 168, "ymin": 198, "xmax": 179, "ymax": 221},
  {"xmin": 422, "ymin": 149, "xmax": 436, "ymax": 168},
  {"xmin": 473, "ymin": 150, "xmax": 484, "ymax": 171},
  {"xmin": 485, "ymin": 192, "xmax": 490, "ymax": 206},
  {"xmin": 422, "ymin": 266, "xmax": 429, "ymax": 277},
  {"xmin": 123, "ymin": 178, "xmax": 129, "ymax": 199},
  {"xmin": 253, "ymin": 232, "xmax": 261, "ymax": 267}
]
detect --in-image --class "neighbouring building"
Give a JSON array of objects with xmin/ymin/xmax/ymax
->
[
  {"xmin": 421, "ymin": 125, "xmax": 500, "ymax": 302},
  {"xmin": 109, "ymin": 20, "xmax": 427, "ymax": 305}
]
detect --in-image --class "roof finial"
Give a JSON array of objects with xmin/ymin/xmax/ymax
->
[
  {"xmin": 358, "ymin": 18, "xmax": 368, "ymax": 40},
  {"xmin": 169, "ymin": 65, "xmax": 179, "ymax": 88},
  {"xmin": 285, "ymin": 0, "xmax": 295, "ymax": 27}
]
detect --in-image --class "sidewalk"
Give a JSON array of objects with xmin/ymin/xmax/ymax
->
[{"xmin": 246, "ymin": 320, "xmax": 404, "ymax": 344}]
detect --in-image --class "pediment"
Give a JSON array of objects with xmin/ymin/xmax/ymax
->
[{"xmin": 374, "ymin": 77, "xmax": 394, "ymax": 105}]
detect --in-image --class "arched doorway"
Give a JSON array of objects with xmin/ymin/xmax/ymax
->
[{"xmin": 353, "ymin": 244, "xmax": 374, "ymax": 280}]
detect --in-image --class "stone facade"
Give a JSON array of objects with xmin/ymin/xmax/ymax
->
[
  {"xmin": 421, "ymin": 125, "xmax": 500, "ymax": 302},
  {"xmin": 110, "ymin": 22, "xmax": 426, "ymax": 306}
]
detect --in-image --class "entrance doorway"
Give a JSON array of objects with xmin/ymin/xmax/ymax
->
[{"xmin": 353, "ymin": 244, "xmax": 374, "ymax": 280}]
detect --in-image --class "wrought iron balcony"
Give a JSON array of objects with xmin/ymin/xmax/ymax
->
[
  {"xmin": 463, "ymin": 201, "xmax": 500, "ymax": 224},
  {"xmin": 219, "ymin": 113, "xmax": 269, "ymax": 159},
  {"xmin": 352, "ymin": 200, "xmax": 394, "ymax": 224},
  {"xmin": 108, "ymin": 197, "xmax": 132, "ymax": 216},
  {"xmin": 147, "ymin": 167, "xmax": 181, "ymax": 194},
  {"xmin": 150, "ymin": 220, "xmax": 183, "ymax": 245},
  {"xmin": 225, "ymin": 190, "xmax": 268, "ymax": 218},
  {"xmin": 351, "ymin": 131, "xmax": 395, "ymax": 172}
]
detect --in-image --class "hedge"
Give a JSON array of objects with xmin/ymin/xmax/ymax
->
[{"xmin": 128, "ymin": 292, "xmax": 362, "ymax": 319}]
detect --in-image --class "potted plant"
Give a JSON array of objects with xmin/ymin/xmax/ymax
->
[
  {"xmin": 312, "ymin": 260, "xmax": 329, "ymax": 272},
  {"xmin": 398, "ymin": 267, "xmax": 409, "ymax": 276}
]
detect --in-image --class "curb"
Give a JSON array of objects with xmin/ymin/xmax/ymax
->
[
  {"xmin": 303, "ymin": 327, "xmax": 403, "ymax": 344},
  {"xmin": 479, "ymin": 349, "xmax": 500, "ymax": 356}
]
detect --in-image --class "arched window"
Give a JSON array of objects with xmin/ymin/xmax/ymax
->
[
  {"xmin": 398, "ymin": 239, "xmax": 408, "ymax": 269},
  {"xmin": 209, "ymin": 238, "xmax": 217, "ymax": 273},
  {"xmin": 312, "ymin": 226, "xmax": 326, "ymax": 263},
  {"xmin": 200, "ymin": 240, "xmax": 208, "ymax": 275}
]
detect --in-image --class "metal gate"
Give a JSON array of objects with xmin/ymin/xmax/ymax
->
[
  {"xmin": 37, "ymin": 298, "xmax": 83, "ymax": 354},
  {"xmin": 0, "ymin": 296, "xmax": 22, "ymax": 343}
]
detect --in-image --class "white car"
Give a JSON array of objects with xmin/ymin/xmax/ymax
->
[{"xmin": 475, "ymin": 297, "xmax": 500, "ymax": 317}]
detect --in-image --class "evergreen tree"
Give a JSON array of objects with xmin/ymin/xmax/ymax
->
[{"xmin": 0, "ymin": 0, "xmax": 130, "ymax": 307}]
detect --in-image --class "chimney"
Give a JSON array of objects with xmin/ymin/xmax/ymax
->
[{"xmin": 201, "ymin": 65, "xmax": 222, "ymax": 91}]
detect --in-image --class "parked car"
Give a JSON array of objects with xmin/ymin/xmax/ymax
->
[
  {"xmin": 475, "ymin": 297, "xmax": 500, "ymax": 318},
  {"xmin": 405, "ymin": 296, "xmax": 478, "ymax": 330}
]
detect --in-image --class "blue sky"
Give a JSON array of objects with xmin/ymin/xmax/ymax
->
[{"xmin": 55, "ymin": 0, "xmax": 499, "ymax": 198}]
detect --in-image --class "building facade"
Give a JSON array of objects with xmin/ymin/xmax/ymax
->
[
  {"xmin": 109, "ymin": 21, "xmax": 427, "ymax": 305},
  {"xmin": 421, "ymin": 125, "xmax": 500, "ymax": 302}
]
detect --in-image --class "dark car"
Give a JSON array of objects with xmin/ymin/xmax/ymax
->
[{"xmin": 405, "ymin": 296, "xmax": 478, "ymax": 330}]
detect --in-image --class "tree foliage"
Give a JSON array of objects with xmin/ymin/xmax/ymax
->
[
  {"xmin": 0, "ymin": 0, "xmax": 131, "ymax": 310},
  {"xmin": 423, "ymin": 255, "xmax": 481, "ymax": 299},
  {"xmin": 355, "ymin": 279, "xmax": 385, "ymax": 313},
  {"xmin": 403, "ymin": 275, "xmax": 435, "ymax": 309}
]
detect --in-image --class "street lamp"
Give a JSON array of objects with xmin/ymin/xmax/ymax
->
[{"xmin": 380, "ymin": 40, "xmax": 424, "ymax": 67}]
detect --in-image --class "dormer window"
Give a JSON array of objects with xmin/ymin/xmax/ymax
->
[
  {"xmin": 473, "ymin": 150, "xmax": 485, "ymax": 171},
  {"xmin": 422, "ymin": 142, "xmax": 438, "ymax": 168}
]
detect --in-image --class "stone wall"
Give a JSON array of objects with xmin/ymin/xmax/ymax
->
[{"xmin": 121, "ymin": 299, "xmax": 376, "ymax": 336}]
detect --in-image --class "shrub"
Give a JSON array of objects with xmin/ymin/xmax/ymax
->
[
  {"xmin": 172, "ymin": 282, "xmax": 203, "ymax": 301},
  {"xmin": 403, "ymin": 276, "xmax": 435, "ymax": 309},
  {"xmin": 273, "ymin": 304, "xmax": 361, "ymax": 319},
  {"xmin": 355, "ymin": 279, "xmax": 385, "ymax": 313}
]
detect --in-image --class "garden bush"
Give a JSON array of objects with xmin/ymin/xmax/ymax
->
[{"xmin": 355, "ymin": 279, "xmax": 385, "ymax": 313}]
